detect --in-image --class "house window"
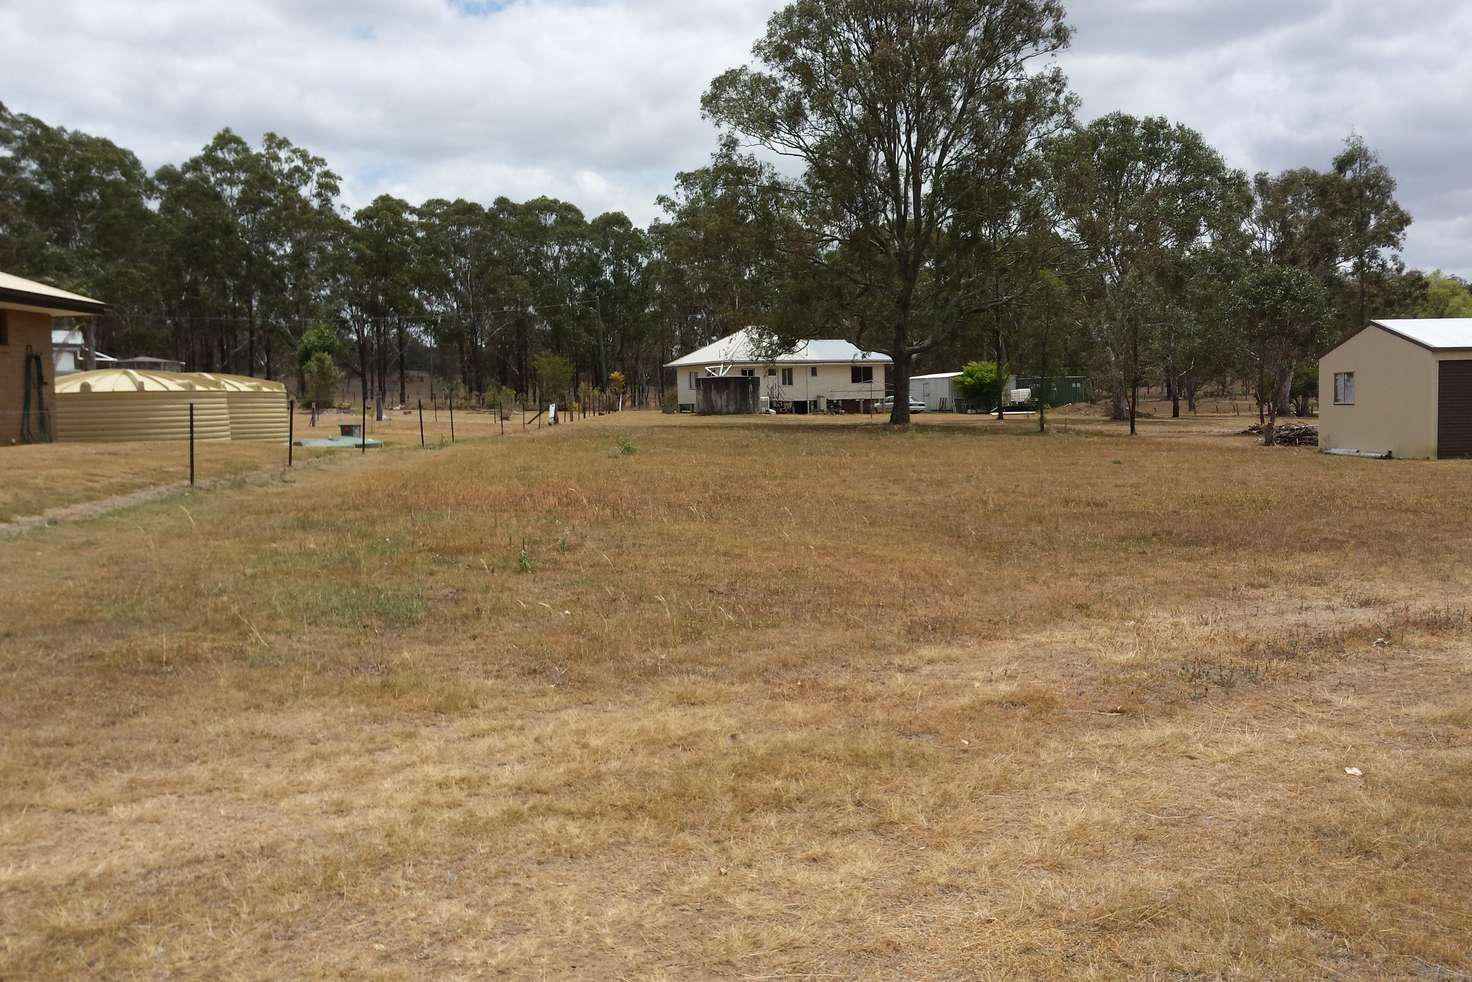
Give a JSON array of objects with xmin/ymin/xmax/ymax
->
[
  {"xmin": 781, "ymin": 368, "xmax": 794, "ymax": 386},
  {"xmin": 767, "ymin": 367, "xmax": 777, "ymax": 376},
  {"xmin": 0, "ymin": 311, "xmax": 8, "ymax": 346},
  {"xmin": 851, "ymin": 366, "xmax": 874, "ymax": 384},
  {"xmin": 740, "ymin": 368, "xmax": 755, "ymax": 377},
  {"xmin": 688, "ymin": 372, "xmax": 697, "ymax": 390},
  {"xmin": 1334, "ymin": 372, "xmax": 1356, "ymax": 405},
  {"xmin": 810, "ymin": 367, "xmax": 818, "ymax": 378}
]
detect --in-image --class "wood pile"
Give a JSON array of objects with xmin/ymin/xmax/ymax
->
[{"xmin": 1243, "ymin": 422, "xmax": 1319, "ymax": 447}]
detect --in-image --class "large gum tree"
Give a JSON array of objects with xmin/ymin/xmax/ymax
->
[{"xmin": 702, "ymin": 0, "xmax": 1072, "ymax": 425}]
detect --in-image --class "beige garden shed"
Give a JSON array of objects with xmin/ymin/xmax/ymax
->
[{"xmin": 1319, "ymin": 319, "xmax": 1472, "ymax": 460}]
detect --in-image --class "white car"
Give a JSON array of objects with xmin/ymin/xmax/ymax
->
[{"xmin": 878, "ymin": 397, "xmax": 927, "ymax": 414}]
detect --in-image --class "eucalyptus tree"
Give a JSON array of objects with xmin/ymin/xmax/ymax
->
[
  {"xmin": 1247, "ymin": 168, "xmax": 1337, "ymax": 275},
  {"xmin": 255, "ymin": 133, "xmax": 342, "ymax": 379},
  {"xmin": 1328, "ymin": 135, "xmax": 1411, "ymax": 332},
  {"xmin": 179, "ymin": 130, "xmax": 281, "ymax": 375},
  {"xmin": 418, "ymin": 198, "xmax": 496, "ymax": 395},
  {"xmin": 1228, "ymin": 264, "xmax": 1332, "ymax": 444},
  {"xmin": 343, "ymin": 195, "xmax": 418, "ymax": 416},
  {"xmin": 587, "ymin": 212, "xmax": 654, "ymax": 397},
  {"xmin": 1048, "ymin": 113, "xmax": 1249, "ymax": 434},
  {"xmin": 517, "ymin": 196, "xmax": 595, "ymax": 367},
  {"xmin": 0, "ymin": 101, "xmax": 156, "ymax": 359},
  {"xmin": 649, "ymin": 137, "xmax": 792, "ymax": 355},
  {"xmin": 703, "ymin": 0, "xmax": 1072, "ymax": 425}
]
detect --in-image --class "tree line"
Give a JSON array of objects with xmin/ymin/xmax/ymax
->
[{"xmin": 4, "ymin": 0, "xmax": 1471, "ymax": 431}]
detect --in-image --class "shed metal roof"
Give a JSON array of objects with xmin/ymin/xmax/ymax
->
[
  {"xmin": 665, "ymin": 329, "xmax": 892, "ymax": 368},
  {"xmin": 1372, "ymin": 319, "xmax": 1472, "ymax": 351},
  {"xmin": 0, "ymin": 270, "xmax": 107, "ymax": 317},
  {"xmin": 911, "ymin": 371, "xmax": 963, "ymax": 380}
]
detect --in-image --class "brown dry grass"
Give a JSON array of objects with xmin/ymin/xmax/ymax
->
[{"xmin": 2, "ymin": 410, "xmax": 1470, "ymax": 979}]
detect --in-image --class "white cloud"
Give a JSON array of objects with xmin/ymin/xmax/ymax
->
[{"xmin": 4, "ymin": 0, "xmax": 1471, "ymax": 271}]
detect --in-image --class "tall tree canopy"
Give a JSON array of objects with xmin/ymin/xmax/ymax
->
[
  {"xmin": 1048, "ymin": 113, "xmax": 1249, "ymax": 433},
  {"xmin": 703, "ymin": 0, "xmax": 1073, "ymax": 424}
]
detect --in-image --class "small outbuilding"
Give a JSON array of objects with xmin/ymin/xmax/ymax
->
[
  {"xmin": 1319, "ymin": 319, "xmax": 1472, "ymax": 460},
  {"xmin": 909, "ymin": 372, "xmax": 964, "ymax": 412},
  {"xmin": 1, "ymin": 270, "xmax": 107, "ymax": 443}
]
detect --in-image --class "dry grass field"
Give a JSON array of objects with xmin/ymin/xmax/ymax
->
[
  {"xmin": 2, "ymin": 409, "xmax": 1470, "ymax": 979},
  {"xmin": 0, "ymin": 406, "xmax": 532, "ymax": 523}
]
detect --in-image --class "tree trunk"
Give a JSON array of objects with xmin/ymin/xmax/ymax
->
[
  {"xmin": 1128, "ymin": 318, "xmax": 1140, "ymax": 436},
  {"xmin": 889, "ymin": 333, "xmax": 911, "ymax": 426},
  {"xmin": 375, "ymin": 320, "xmax": 388, "ymax": 422},
  {"xmin": 994, "ymin": 318, "xmax": 1006, "ymax": 423},
  {"xmin": 247, "ymin": 295, "xmax": 257, "ymax": 378},
  {"xmin": 1275, "ymin": 371, "xmax": 1293, "ymax": 418},
  {"xmin": 397, "ymin": 318, "xmax": 407, "ymax": 408}
]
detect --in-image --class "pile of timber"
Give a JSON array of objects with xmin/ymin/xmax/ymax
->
[{"xmin": 1243, "ymin": 422, "xmax": 1319, "ymax": 447}]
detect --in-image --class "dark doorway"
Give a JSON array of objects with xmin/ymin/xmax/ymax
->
[{"xmin": 1438, "ymin": 360, "xmax": 1472, "ymax": 458}]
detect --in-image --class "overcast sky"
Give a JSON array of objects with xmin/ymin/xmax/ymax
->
[{"xmin": 4, "ymin": 0, "xmax": 1469, "ymax": 273}]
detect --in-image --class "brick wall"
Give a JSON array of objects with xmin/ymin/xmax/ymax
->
[{"xmin": 0, "ymin": 309, "xmax": 55, "ymax": 444}]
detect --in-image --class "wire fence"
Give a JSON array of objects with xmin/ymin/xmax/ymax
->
[{"xmin": 2, "ymin": 388, "xmax": 634, "ymax": 498}]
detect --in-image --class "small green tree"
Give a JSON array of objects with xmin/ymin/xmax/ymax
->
[
  {"xmin": 302, "ymin": 351, "xmax": 342, "ymax": 422},
  {"xmin": 953, "ymin": 361, "xmax": 1007, "ymax": 414},
  {"xmin": 532, "ymin": 352, "xmax": 575, "ymax": 405},
  {"xmin": 296, "ymin": 325, "xmax": 340, "ymax": 400},
  {"xmin": 482, "ymin": 383, "xmax": 516, "ymax": 418}
]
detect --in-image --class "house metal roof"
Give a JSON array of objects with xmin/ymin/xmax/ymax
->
[
  {"xmin": 0, "ymin": 270, "xmax": 107, "ymax": 317},
  {"xmin": 1372, "ymin": 319, "xmax": 1472, "ymax": 351},
  {"xmin": 665, "ymin": 329, "xmax": 892, "ymax": 368}
]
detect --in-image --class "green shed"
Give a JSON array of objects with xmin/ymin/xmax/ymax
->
[{"xmin": 1016, "ymin": 376, "xmax": 1091, "ymax": 407}]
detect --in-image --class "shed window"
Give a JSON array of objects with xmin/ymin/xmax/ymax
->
[
  {"xmin": 851, "ymin": 366, "xmax": 874, "ymax": 384},
  {"xmin": 781, "ymin": 368, "xmax": 794, "ymax": 386},
  {"xmin": 1334, "ymin": 372, "xmax": 1356, "ymax": 405}
]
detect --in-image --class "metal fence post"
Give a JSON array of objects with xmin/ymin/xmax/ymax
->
[
  {"xmin": 288, "ymin": 399, "xmax": 294, "ymax": 467},
  {"xmin": 189, "ymin": 402, "xmax": 196, "ymax": 486},
  {"xmin": 418, "ymin": 399, "xmax": 425, "ymax": 448},
  {"xmin": 361, "ymin": 395, "xmax": 367, "ymax": 454},
  {"xmin": 449, "ymin": 392, "xmax": 456, "ymax": 443}
]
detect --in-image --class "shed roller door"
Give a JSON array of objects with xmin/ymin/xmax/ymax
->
[{"xmin": 1438, "ymin": 360, "xmax": 1472, "ymax": 459}]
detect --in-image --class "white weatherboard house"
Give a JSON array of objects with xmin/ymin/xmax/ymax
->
[
  {"xmin": 1319, "ymin": 319, "xmax": 1472, "ymax": 460},
  {"xmin": 667, "ymin": 329, "xmax": 893, "ymax": 414}
]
